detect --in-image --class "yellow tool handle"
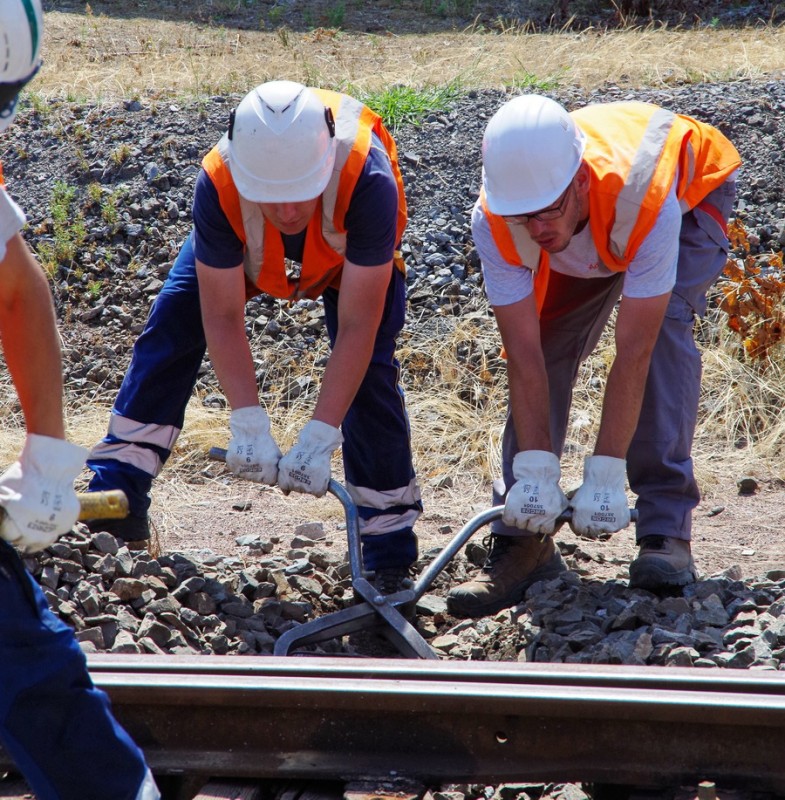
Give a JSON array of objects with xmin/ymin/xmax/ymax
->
[{"xmin": 76, "ymin": 490, "xmax": 129, "ymax": 521}]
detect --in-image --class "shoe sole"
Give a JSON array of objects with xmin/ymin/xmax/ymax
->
[{"xmin": 446, "ymin": 550, "xmax": 567, "ymax": 619}]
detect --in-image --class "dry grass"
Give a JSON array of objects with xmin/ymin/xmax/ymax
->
[{"xmin": 38, "ymin": 11, "xmax": 785, "ymax": 102}]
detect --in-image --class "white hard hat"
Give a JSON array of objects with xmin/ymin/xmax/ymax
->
[
  {"xmin": 0, "ymin": 0, "xmax": 44, "ymax": 131},
  {"xmin": 227, "ymin": 80, "xmax": 337, "ymax": 203},
  {"xmin": 481, "ymin": 94, "xmax": 586, "ymax": 216}
]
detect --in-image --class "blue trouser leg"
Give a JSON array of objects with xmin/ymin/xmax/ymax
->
[
  {"xmin": 323, "ymin": 268, "xmax": 421, "ymax": 570},
  {"xmin": 87, "ymin": 236, "xmax": 206, "ymax": 518},
  {"xmin": 0, "ymin": 542, "xmax": 149, "ymax": 800},
  {"xmin": 627, "ymin": 180, "xmax": 736, "ymax": 541},
  {"xmin": 494, "ymin": 179, "xmax": 735, "ymax": 542}
]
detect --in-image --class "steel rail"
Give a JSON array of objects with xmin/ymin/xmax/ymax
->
[
  {"xmin": 85, "ymin": 653, "xmax": 785, "ymax": 694},
  {"xmin": 3, "ymin": 656, "xmax": 780, "ymax": 793}
]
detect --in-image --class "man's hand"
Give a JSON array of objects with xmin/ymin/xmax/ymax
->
[
  {"xmin": 502, "ymin": 450, "xmax": 569, "ymax": 534},
  {"xmin": 226, "ymin": 406, "xmax": 282, "ymax": 484},
  {"xmin": 0, "ymin": 434, "xmax": 87, "ymax": 553},
  {"xmin": 278, "ymin": 420, "xmax": 343, "ymax": 497},
  {"xmin": 569, "ymin": 455, "xmax": 631, "ymax": 538}
]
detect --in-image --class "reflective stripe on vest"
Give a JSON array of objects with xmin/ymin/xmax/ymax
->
[
  {"xmin": 202, "ymin": 90, "xmax": 407, "ymax": 301},
  {"xmin": 482, "ymin": 101, "xmax": 741, "ymax": 310}
]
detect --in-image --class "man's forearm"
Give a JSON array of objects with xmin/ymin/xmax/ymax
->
[
  {"xmin": 595, "ymin": 292, "xmax": 670, "ymax": 458},
  {"xmin": 312, "ymin": 325, "xmax": 375, "ymax": 428},
  {"xmin": 594, "ymin": 355, "xmax": 651, "ymax": 457},
  {"xmin": 0, "ymin": 239, "xmax": 65, "ymax": 438},
  {"xmin": 203, "ymin": 316, "xmax": 260, "ymax": 410},
  {"xmin": 507, "ymin": 356, "xmax": 553, "ymax": 454}
]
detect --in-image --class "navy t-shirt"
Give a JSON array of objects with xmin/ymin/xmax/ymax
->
[{"xmin": 192, "ymin": 133, "xmax": 399, "ymax": 269}]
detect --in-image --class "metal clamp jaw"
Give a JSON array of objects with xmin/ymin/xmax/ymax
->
[{"xmin": 274, "ymin": 478, "xmax": 437, "ymax": 659}]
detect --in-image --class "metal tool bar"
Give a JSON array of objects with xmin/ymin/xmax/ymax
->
[
  {"xmin": 208, "ymin": 447, "xmax": 364, "ymax": 581},
  {"xmin": 0, "ymin": 489, "xmax": 129, "ymax": 524},
  {"xmin": 414, "ymin": 506, "xmax": 637, "ymax": 598},
  {"xmin": 76, "ymin": 489, "xmax": 129, "ymax": 520},
  {"xmin": 208, "ymin": 446, "xmax": 427, "ymax": 657},
  {"xmin": 208, "ymin": 447, "xmax": 638, "ymax": 658}
]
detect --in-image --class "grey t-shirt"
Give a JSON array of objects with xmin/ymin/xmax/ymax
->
[{"xmin": 473, "ymin": 182, "xmax": 682, "ymax": 307}]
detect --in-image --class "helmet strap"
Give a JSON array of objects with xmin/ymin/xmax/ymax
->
[{"xmin": 324, "ymin": 107, "xmax": 335, "ymax": 138}]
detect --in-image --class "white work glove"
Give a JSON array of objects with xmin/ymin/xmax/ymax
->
[
  {"xmin": 569, "ymin": 455, "xmax": 631, "ymax": 538},
  {"xmin": 0, "ymin": 434, "xmax": 88, "ymax": 553},
  {"xmin": 226, "ymin": 406, "xmax": 282, "ymax": 484},
  {"xmin": 278, "ymin": 419, "xmax": 343, "ymax": 498},
  {"xmin": 502, "ymin": 449, "xmax": 569, "ymax": 535}
]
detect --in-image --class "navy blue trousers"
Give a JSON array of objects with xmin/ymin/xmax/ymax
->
[
  {"xmin": 88, "ymin": 237, "xmax": 420, "ymax": 570},
  {"xmin": 0, "ymin": 542, "xmax": 149, "ymax": 800}
]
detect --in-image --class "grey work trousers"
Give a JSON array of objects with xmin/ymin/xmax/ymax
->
[{"xmin": 494, "ymin": 179, "xmax": 736, "ymax": 542}]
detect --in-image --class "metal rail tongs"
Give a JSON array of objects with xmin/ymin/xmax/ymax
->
[{"xmin": 210, "ymin": 447, "xmax": 636, "ymax": 659}]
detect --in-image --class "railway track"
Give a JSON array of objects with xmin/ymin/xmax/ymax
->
[{"xmin": 2, "ymin": 655, "xmax": 784, "ymax": 799}]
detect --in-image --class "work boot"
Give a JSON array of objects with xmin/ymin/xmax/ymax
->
[
  {"xmin": 85, "ymin": 515, "xmax": 150, "ymax": 551},
  {"xmin": 370, "ymin": 566, "xmax": 413, "ymax": 595},
  {"xmin": 369, "ymin": 566, "xmax": 416, "ymax": 619},
  {"xmin": 628, "ymin": 535, "xmax": 697, "ymax": 591},
  {"xmin": 446, "ymin": 534, "xmax": 567, "ymax": 619}
]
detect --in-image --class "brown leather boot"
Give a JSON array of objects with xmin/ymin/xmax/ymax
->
[
  {"xmin": 446, "ymin": 534, "xmax": 566, "ymax": 618},
  {"xmin": 628, "ymin": 535, "xmax": 696, "ymax": 591}
]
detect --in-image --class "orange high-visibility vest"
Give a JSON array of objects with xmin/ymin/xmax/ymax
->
[
  {"xmin": 202, "ymin": 89, "xmax": 407, "ymax": 301},
  {"xmin": 481, "ymin": 101, "xmax": 741, "ymax": 311}
]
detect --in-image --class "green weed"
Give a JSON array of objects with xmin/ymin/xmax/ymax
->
[
  {"xmin": 20, "ymin": 90, "xmax": 48, "ymax": 118},
  {"xmin": 359, "ymin": 82, "xmax": 463, "ymax": 131},
  {"xmin": 420, "ymin": 0, "xmax": 478, "ymax": 17},
  {"xmin": 505, "ymin": 67, "xmax": 569, "ymax": 91},
  {"xmin": 101, "ymin": 190, "xmax": 123, "ymax": 225},
  {"xmin": 36, "ymin": 181, "xmax": 87, "ymax": 275},
  {"xmin": 110, "ymin": 143, "xmax": 132, "ymax": 166},
  {"xmin": 86, "ymin": 182, "xmax": 103, "ymax": 206},
  {"xmin": 326, "ymin": 1, "xmax": 346, "ymax": 28},
  {"xmin": 268, "ymin": 4, "xmax": 284, "ymax": 25}
]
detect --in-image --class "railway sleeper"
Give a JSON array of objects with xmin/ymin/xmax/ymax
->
[
  {"xmin": 2, "ymin": 775, "xmax": 785, "ymax": 800},
  {"xmin": 586, "ymin": 783, "xmax": 785, "ymax": 800}
]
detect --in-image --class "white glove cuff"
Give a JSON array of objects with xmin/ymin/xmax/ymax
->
[
  {"xmin": 23, "ymin": 434, "xmax": 88, "ymax": 477},
  {"xmin": 584, "ymin": 454, "xmax": 627, "ymax": 482},
  {"xmin": 302, "ymin": 420, "xmax": 343, "ymax": 448},
  {"xmin": 512, "ymin": 449, "xmax": 561, "ymax": 479},
  {"xmin": 230, "ymin": 405, "xmax": 271, "ymax": 434}
]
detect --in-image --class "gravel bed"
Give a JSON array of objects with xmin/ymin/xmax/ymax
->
[{"xmin": 3, "ymin": 79, "xmax": 785, "ymax": 670}]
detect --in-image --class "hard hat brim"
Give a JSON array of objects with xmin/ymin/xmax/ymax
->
[{"xmin": 230, "ymin": 140, "xmax": 337, "ymax": 203}]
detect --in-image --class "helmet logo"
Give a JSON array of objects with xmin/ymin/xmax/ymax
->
[{"xmin": 228, "ymin": 108, "xmax": 236, "ymax": 140}]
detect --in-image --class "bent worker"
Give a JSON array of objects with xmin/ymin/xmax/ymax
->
[
  {"xmin": 447, "ymin": 94, "xmax": 740, "ymax": 618},
  {"xmin": 0, "ymin": 2, "xmax": 159, "ymax": 797},
  {"xmin": 85, "ymin": 80, "xmax": 421, "ymax": 594}
]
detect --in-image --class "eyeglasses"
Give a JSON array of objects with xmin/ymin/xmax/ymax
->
[{"xmin": 505, "ymin": 182, "xmax": 573, "ymax": 224}]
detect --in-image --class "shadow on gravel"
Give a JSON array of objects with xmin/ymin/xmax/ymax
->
[{"xmin": 48, "ymin": 0, "xmax": 785, "ymax": 35}]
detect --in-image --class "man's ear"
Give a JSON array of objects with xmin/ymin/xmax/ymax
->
[{"xmin": 574, "ymin": 161, "xmax": 591, "ymax": 194}]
